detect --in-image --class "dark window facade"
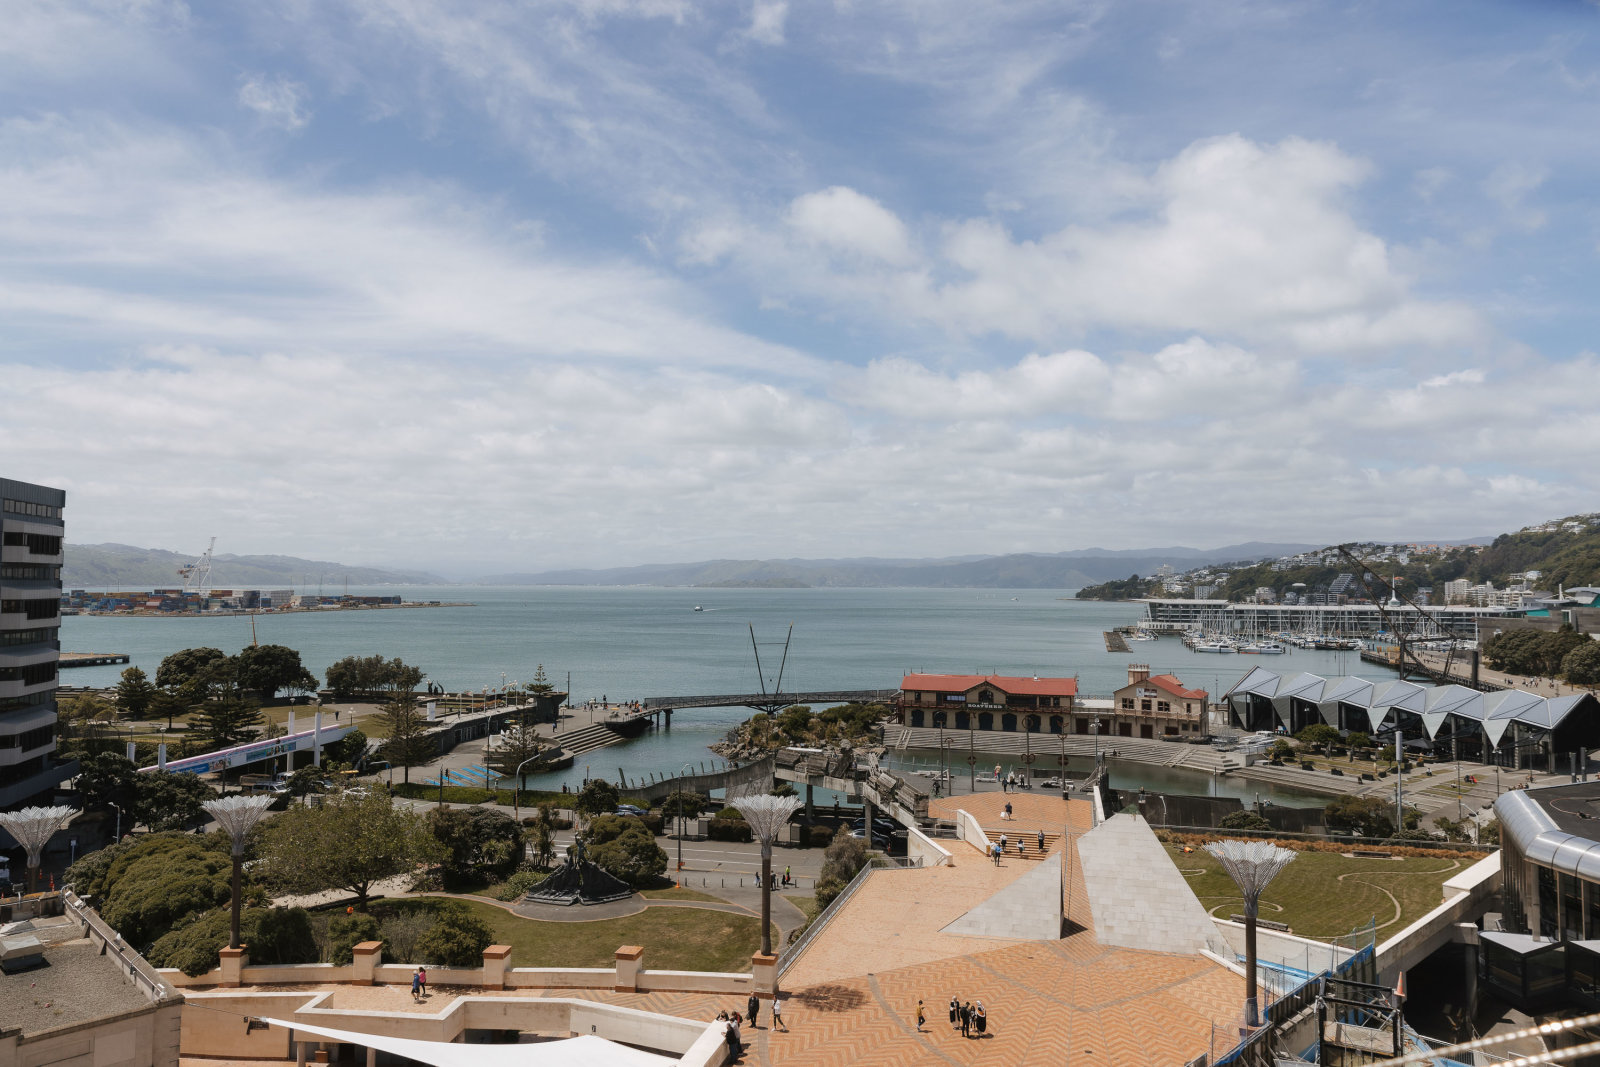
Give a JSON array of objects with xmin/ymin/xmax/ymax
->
[
  {"xmin": 0, "ymin": 724, "xmax": 54, "ymax": 751},
  {"xmin": 0, "ymin": 627, "xmax": 58, "ymax": 647},
  {"xmin": 0, "ymin": 564, "xmax": 61, "ymax": 580},
  {"xmin": 2, "ymin": 499, "xmax": 62, "ymax": 518},
  {"xmin": 1, "ymin": 597, "xmax": 59, "ymax": 620},
  {"xmin": 0, "ymin": 662, "xmax": 56, "ymax": 685},
  {"xmin": 0, "ymin": 690, "xmax": 55, "ymax": 713},
  {"xmin": 2, "ymin": 531, "xmax": 62, "ymax": 554}
]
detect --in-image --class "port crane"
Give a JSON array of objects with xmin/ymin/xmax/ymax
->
[{"xmin": 178, "ymin": 536, "xmax": 217, "ymax": 597}]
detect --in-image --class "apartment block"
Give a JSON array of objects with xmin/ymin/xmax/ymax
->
[{"xmin": 1, "ymin": 476, "xmax": 73, "ymax": 808}]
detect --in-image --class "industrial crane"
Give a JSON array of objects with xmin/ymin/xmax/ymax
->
[{"xmin": 178, "ymin": 536, "xmax": 217, "ymax": 597}]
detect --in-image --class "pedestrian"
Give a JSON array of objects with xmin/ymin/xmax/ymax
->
[
  {"xmin": 748, "ymin": 993, "xmax": 760, "ymax": 1028},
  {"xmin": 410, "ymin": 969, "xmax": 421, "ymax": 1002},
  {"xmin": 916, "ymin": 999, "xmax": 925, "ymax": 1032},
  {"xmin": 950, "ymin": 995, "xmax": 959, "ymax": 1031},
  {"xmin": 418, "ymin": 966, "xmax": 426, "ymax": 997},
  {"xmin": 960, "ymin": 1001, "xmax": 971, "ymax": 1037},
  {"xmin": 998, "ymin": 833, "xmax": 1007, "ymax": 855},
  {"xmin": 1017, "ymin": 836, "xmax": 1025, "ymax": 857},
  {"xmin": 771, "ymin": 995, "xmax": 785, "ymax": 1032},
  {"xmin": 784, "ymin": 864, "xmax": 792, "ymax": 887},
  {"xmin": 724, "ymin": 1016, "xmax": 741, "ymax": 1056},
  {"xmin": 975, "ymin": 1000, "xmax": 987, "ymax": 1035},
  {"xmin": 1037, "ymin": 830, "xmax": 1045, "ymax": 852},
  {"xmin": 1004, "ymin": 801, "xmax": 1013, "ymax": 820}
]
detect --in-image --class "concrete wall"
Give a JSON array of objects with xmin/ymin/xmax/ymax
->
[
  {"xmin": 1376, "ymin": 850, "xmax": 1501, "ymax": 981},
  {"xmin": 0, "ymin": 1003, "xmax": 181, "ymax": 1067},
  {"xmin": 953, "ymin": 809, "xmax": 992, "ymax": 854},
  {"xmin": 180, "ymin": 991, "xmax": 726, "ymax": 1064},
  {"xmin": 905, "ymin": 824, "xmax": 953, "ymax": 867}
]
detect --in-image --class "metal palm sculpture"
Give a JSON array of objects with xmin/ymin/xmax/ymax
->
[
  {"xmin": 204, "ymin": 794, "xmax": 276, "ymax": 949},
  {"xmin": 734, "ymin": 791, "xmax": 804, "ymax": 956},
  {"xmin": 0, "ymin": 805, "xmax": 75, "ymax": 893},
  {"xmin": 1205, "ymin": 839, "xmax": 1296, "ymax": 1027}
]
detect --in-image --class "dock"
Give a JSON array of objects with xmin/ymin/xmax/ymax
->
[
  {"xmin": 1104, "ymin": 631, "xmax": 1130, "ymax": 652},
  {"xmin": 60, "ymin": 652, "xmax": 131, "ymax": 669}
]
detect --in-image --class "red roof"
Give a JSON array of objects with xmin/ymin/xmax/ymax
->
[
  {"xmin": 1145, "ymin": 674, "xmax": 1208, "ymax": 700},
  {"xmin": 900, "ymin": 674, "xmax": 1078, "ymax": 697}
]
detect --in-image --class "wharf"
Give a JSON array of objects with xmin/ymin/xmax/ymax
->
[
  {"xmin": 1103, "ymin": 630, "xmax": 1130, "ymax": 652},
  {"xmin": 60, "ymin": 651, "xmax": 130, "ymax": 668}
]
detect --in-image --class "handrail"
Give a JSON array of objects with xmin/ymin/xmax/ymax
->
[
  {"xmin": 60, "ymin": 888, "xmax": 176, "ymax": 1004},
  {"xmin": 777, "ymin": 857, "xmax": 881, "ymax": 978}
]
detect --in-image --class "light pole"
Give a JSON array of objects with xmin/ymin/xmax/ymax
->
[
  {"xmin": 512, "ymin": 754, "xmax": 546, "ymax": 821},
  {"xmin": 735, "ymin": 792, "xmax": 804, "ymax": 958},
  {"xmin": 676, "ymin": 764, "xmax": 696, "ymax": 873},
  {"xmin": 0, "ymin": 806, "xmax": 76, "ymax": 895},
  {"xmin": 1092, "ymin": 719, "xmax": 1103, "ymax": 765},
  {"xmin": 201, "ymin": 795, "xmax": 274, "ymax": 949},
  {"xmin": 1206, "ymin": 840, "xmax": 1296, "ymax": 1028}
]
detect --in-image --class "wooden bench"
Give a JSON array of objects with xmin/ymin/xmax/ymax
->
[{"xmin": 1230, "ymin": 915, "xmax": 1292, "ymax": 932}]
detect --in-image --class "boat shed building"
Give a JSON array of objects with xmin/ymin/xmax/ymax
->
[
  {"xmin": 897, "ymin": 673, "xmax": 1076, "ymax": 734},
  {"xmin": 1223, "ymin": 666, "xmax": 1600, "ymax": 770}
]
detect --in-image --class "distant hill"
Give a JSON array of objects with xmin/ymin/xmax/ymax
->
[
  {"xmin": 64, "ymin": 543, "xmax": 445, "ymax": 589},
  {"xmin": 474, "ymin": 543, "xmax": 1323, "ymax": 589}
]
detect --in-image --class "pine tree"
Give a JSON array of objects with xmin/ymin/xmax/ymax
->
[
  {"xmin": 485, "ymin": 723, "xmax": 548, "ymax": 776},
  {"xmin": 376, "ymin": 698, "xmax": 433, "ymax": 784},
  {"xmin": 113, "ymin": 666, "xmax": 157, "ymax": 720},
  {"xmin": 194, "ymin": 696, "xmax": 263, "ymax": 749}
]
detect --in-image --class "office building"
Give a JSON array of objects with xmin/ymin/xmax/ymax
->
[{"xmin": 1, "ymin": 477, "xmax": 72, "ymax": 808}]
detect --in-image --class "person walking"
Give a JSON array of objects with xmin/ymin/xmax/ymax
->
[
  {"xmin": 1017, "ymin": 836, "xmax": 1025, "ymax": 858},
  {"xmin": 998, "ymin": 833, "xmax": 1007, "ymax": 856},
  {"xmin": 1037, "ymin": 829, "xmax": 1046, "ymax": 853},
  {"xmin": 747, "ymin": 992, "xmax": 760, "ymax": 1028},
  {"xmin": 959, "ymin": 1001, "xmax": 971, "ymax": 1038},
  {"xmin": 410, "ymin": 969, "xmax": 422, "ymax": 1002},
  {"xmin": 417, "ymin": 966, "xmax": 427, "ymax": 997},
  {"xmin": 974, "ymin": 1001, "xmax": 987, "ymax": 1036},
  {"xmin": 784, "ymin": 864, "xmax": 792, "ymax": 887},
  {"xmin": 771, "ymin": 995, "xmax": 785, "ymax": 1032},
  {"xmin": 949, "ymin": 995, "xmax": 960, "ymax": 1031},
  {"xmin": 916, "ymin": 999, "xmax": 926, "ymax": 1032}
]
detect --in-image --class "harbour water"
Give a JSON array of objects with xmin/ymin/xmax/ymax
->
[{"xmin": 61, "ymin": 586, "xmax": 1397, "ymax": 806}]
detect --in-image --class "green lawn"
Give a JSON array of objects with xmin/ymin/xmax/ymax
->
[
  {"xmin": 639, "ymin": 887, "xmax": 723, "ymax": 903},
  {"xmin": 1168, "ymin": 848, "xmax": 1464, "ymax": 940},
  {"xmin": 375, "ymin": 896, "xmax": 763, "ymax": 972}
]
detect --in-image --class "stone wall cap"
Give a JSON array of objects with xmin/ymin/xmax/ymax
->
[
  {"xmin": 351, "ymin": 941, "xmax": 384, "ymax": 955},
  {"xmin": 614, "ymin": 945, "xmax": 645, "ymax": 961},
  {"xmin": 483, "ymin": 945, "xmax": 513, "ymax": 960}
]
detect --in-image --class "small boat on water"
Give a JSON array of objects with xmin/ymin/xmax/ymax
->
[
  {"xmin": 1128, "ymin": 630, "xmax": 1157, "ymax": 642},
  {"xmin": 1193, "ymin": 640, "xmax": 1237, "ymax": 654},
  {"xmin": 693, "ymin": 606, "xmax": 704, "ymax": 612},
  {"xmin": 1241, "ymin": 641, "xmax": 1286, "ymax": 654}
]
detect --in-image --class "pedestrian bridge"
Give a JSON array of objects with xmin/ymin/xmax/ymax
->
[{"xmin": 639, "ymin": 689, "xmax": 898, "ymax": 713}]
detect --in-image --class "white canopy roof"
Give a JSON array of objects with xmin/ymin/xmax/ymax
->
[{"xmin": 261, "ymin": 1019, "xmax": 679, "ymax": 1067}]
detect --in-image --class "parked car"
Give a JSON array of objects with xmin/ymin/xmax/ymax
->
[{"xmin": 614, "ymin": 804, "xmax": 648, "ymax": 817}]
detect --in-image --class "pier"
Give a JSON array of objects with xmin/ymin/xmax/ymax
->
[
  {"xmin": 1103, "ymin": 630, "xmax": 1130, "ymax": 652},
  {"xmin": 639, "ymin": 688, "xmax": 898, "ymax": 715},
  {"xmin": 59, "ymin": 652, "xmax": 130, "ymax": 668}
]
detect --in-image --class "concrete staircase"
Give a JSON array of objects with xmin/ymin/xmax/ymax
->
[
  {"xmin": 554, "ymin": 722, "xmax": 628, "ymax": 758},
  {"xmin": 981, "ymin": 828, "xmax": 1060, "ymax": 860}
]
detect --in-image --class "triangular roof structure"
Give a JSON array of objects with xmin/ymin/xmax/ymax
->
[{"xmin": 259, "ymin": 1021, "xmax": 677, "ymax": 1067}]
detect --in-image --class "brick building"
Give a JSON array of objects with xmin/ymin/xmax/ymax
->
[{"xmin": 896, "ymin": 673, "xmax": 1076, "ymax": 733}]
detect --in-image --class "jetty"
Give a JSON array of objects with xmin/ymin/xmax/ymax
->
[
  {"xmin": 59, "ymin": 652, "xmax": 130, "ymax": 668},
  {"xmin": 1103, "ymin": 630, "xmax": 1130, "ymax": 652}
]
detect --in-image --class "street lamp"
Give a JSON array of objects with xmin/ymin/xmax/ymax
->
[
  {"xmin": 201, "ymin": 795, "xmax": 275, "ymax": 949},
  {"xmin": 1092, "ymin": 719, "xmax": 1103, "ymax": 765},
  {"xmin": 734, "ymin": 791, "xmax": 804, "ymax": 957},
  {"xmin": 1206, "ymin": 840, "xmax": 1296, "ymax": 1028},
  {"xmin": 0, "ymin": 805, "xmax": 75, "ymax": 895},
  {"xmin": 512, "ymin": 753, "xmax": 546, "ymax": 821}
]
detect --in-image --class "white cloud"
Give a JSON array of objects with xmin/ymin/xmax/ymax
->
[
  {"xmin": 786, "ymin": 186, "xmax": 915, "ymax": 266},
  {"xmin": 745, "ymin": 0, "xmax": 787, "ymax": 45},
  {"xmin": 238, "ymin": 74, "xmax": 312, "ymax": 130},
  {"xmin": 1483, "ymin": 162, "xmax": 1548, "ymax": 231}
]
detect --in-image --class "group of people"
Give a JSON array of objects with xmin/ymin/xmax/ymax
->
[
  {"xmin": 752, "ymin": 866, "xmax": 797, "ymax": 889},
  {"xmin": 988, "ymin": 829, "xmax": 1046, "ymax": 864},
  {"xmin": 947, "ymin": 996, "xmax": 988, "ymax": 1037},
  {"xmin": 718, "ymin": 992, "xmax": 786, "ymax": 1053}
]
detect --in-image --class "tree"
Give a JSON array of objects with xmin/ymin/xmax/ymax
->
[
  {"xmin": 75, "ymin": 752, "xmax": 141, "ymax": 816},
  {"xmin": 414, "ymin": 901, "xmax": 493, "ymax": 966},
  {"xmin": 375, "ymin": 698, "xmax": 433, "ymax": 783},
  {"xmin": 113, "ymin": 666, "xmax": 157, "ymax": 720},
  {"xmin": 1346, "ymin": 732, "xmax": 1374, "ymax": 759},
  {"xmin": 1323, "ymin": 795, "xmax": 1395, "ymax": 840},
  {"xmin": 1294, "ymin": 724, "xmax": 1340, "ymax": 756},
  {"xmin": 524, "ymin": 664, "xmax": 555, "ymax": 694},
  {"xmin": 234, "ymin": 645, "xmax": 319, "ymax": 700},
  {"xmin": 485, "ymin": 723, "xmax": 549, "ymax": 776},
  {"xmin": 574, "ymin": 779, "xmax": 620, "ymax": 819},
  {"xmin": 91, "ymin": 834, "xmax": 239, "ymax": 946},
  {"xmin": 325, "ymin": 655, "xmax": 425, "ymax": 700},
  {"xmin": 147, "ymin": 906, "xmax": 317, "ymax": 977},
  {"xmin": 1268, "ymin": 739, "xmax": 1294, "ymax": 762},
  {"xmin": 1562, "ymin": 641, "xmax": 1600, "ymax": 687},
  {"xmin": 815, "ymin": 825, "xmax": 869, "ymax": 907},
  {"xmin": 322, "ymin": 728, "xmax": 369, "ymax": 769},
  {"xmin": 1220, "ymin": 811, "xmax": 1273, "ymax": 832},
  {"xmin": 427, "ymin": 807, "xmax": 524, "ymax": 883},
  {"xmin": 56, "ymin": 692, "xmax": 117, "ymax": 753},
  {"xmin": 257, "ymin": 792, "xmax": 441, "ymax": 910},
  {"xmin": 586, "ymin": 817, "xmax": 667, "ymax": 887},
  {"xmin": 526, "ymin": 806, "xmax": 558, "ymax": 869},
  {"xmin": 150, "ymin": 686, "xmax": 196, "ymax": 731},
  {"xmin": 194, "ymin": 695, "xmax": 264, "ymax": 749},
  {"xmin": 134, "ymin": 770, "xmax": 214, "ymax": 831},
  {"xmin": 155, "ymin": 647, "xmax": 231, "ymax": 693}
]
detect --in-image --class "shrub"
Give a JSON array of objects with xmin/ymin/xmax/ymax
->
[
  {"xmin": 817, "ymin": 826, "xmax": 868, "ymax": 893},
  {"xmin": 814, "ymin": 877, "xmax": 846, "ymax": 909},
  {"xmin": 494, "ymin": 870, "xmax": 547, "ymax": 901},
  {"xmin": 427, "ymin": 806, "xmax": 524, "ymax": 882},
  {"xmin": 415, "ymin": 901, "xmax": 494, "ymax": 966},
  {"xmin": 806, "ymin": 825, "xmax": 834, "ymax": 848},
  {"xmin": 146, "ymin": 906, "xmax": 317, "ymax": 976},
  {"xmin": 98, "ymin": 835, "xmax": 238, "ymax": 946},
  {"xmin": 328, "ymin": 912, "xmax": 386, "ymax": 964},
  {"xmin": 707, "ymin": 819, "xmax": 752, "ymax": 843},
  {"xmin": 588, "ymin": 822, "xmax": 669, "ymax": 886},
  {"xmin": 1219, "ymin": 811, "xmax": 1273, "ymax": 832}
]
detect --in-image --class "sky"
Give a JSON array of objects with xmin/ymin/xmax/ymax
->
[{"xmin": 4, "ymin": 0, "xmax": 1600, "ymax": 576}]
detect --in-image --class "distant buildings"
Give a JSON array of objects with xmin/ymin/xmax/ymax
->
[
  {"xmin": 895, "ymin": 665, "xmax": 1209, "ymax": 739},
  {"xmin": 0, "ymin": 476, "xmax": 73, "ymax": 809}
]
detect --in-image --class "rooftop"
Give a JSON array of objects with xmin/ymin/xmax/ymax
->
[
  {"xmin": 0, "ymin": 923, "xmax": 157, "ymax": 1038},
  {"xmin": 900, "ymin": 673, "xmax": 1078, "ymax": 697}
]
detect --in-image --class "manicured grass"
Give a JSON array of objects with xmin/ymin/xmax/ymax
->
[
  {"xmin": 640, "ymin": 887, "xmax": 723, "ymax": 903},
  {"xmin": 782, "ymin": 893, "xmax": 822, "ymax": 925},
  {"xmin": 377, "ymin": 896, "xmax": 763, "ymax": 972},
  {"xmin": 1169, "ymin": 847, "xmax": 1463, "ymax": 940}
]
